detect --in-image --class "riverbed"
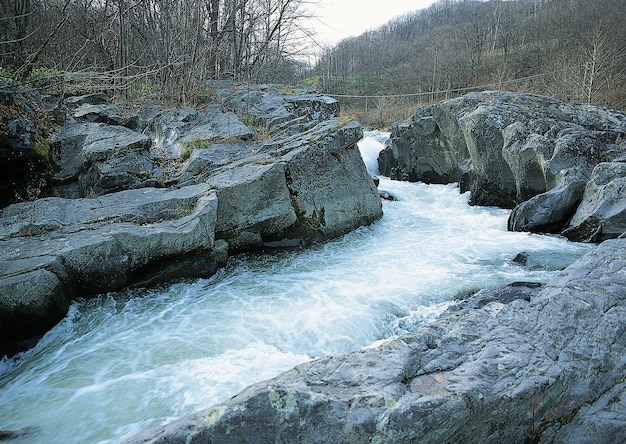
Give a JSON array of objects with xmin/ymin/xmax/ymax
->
[{"xmin": 0, "ymin": 132, "xmax": 592, "ymax": 443}]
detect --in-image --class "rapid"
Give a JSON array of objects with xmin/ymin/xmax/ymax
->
[{"xmin": 0, "ymin": 132, "xmax": 592, "ymax": 443}]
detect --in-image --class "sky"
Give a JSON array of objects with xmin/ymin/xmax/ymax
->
[{"xmin": 310, "ymin": 0, "xmax": 438, "ymax": 46}]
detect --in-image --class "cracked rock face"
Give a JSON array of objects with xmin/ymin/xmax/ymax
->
[
  {"xmin": 378, "ymin": 91, "xmax": 626, "ymax": 241},
  {"xmin": 0, "ymin": 86, "xmax": 383, "ymax": 354},
  {"xmin": 127, "ymin": 239, "xmax": 626, "ymax": 444}
]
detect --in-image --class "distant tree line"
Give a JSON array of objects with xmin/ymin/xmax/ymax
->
[
  {"xmin": 0, "ymin": 0, "xmax": 623, "ymax": 112},
  {"xmin": 312, "ymin": 0, "xmax": 626, "ymax": 112},
  {"xmin": 0, "ymin": 0, "xmax": 314, "ymax": 102}
]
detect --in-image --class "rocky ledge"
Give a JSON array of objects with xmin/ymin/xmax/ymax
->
[
  {"xmin": 123, "ymin": 91, "xmax": 626, "ymax": 443},
  {"xmin": 0, "ymin": 83, "xmax": 383, "ymax": 353},
  {"xmin": 378, "ymin": 91, "xmax": 626, "ymax": 242},
  {"xmin": 127, "ymin": 237, "xmax": 626, "ymax": 444}
]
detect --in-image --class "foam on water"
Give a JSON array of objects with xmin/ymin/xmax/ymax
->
[{"xmin": 0, "ymin": 132, "xmax": 592, "ymax": 443}]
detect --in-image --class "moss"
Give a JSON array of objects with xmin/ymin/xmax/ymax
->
[
  {"xmin": 33, "ymin": 136, "xmax": 52, "ymax": 157},
  {"xmin": 268, "ymin": 387, "xmax": 298, "ymax": 422}
]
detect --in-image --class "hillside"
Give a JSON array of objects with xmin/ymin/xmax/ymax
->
[{"xmin": 311, "ymin": 0, "xmax": 626, "ymax": 126}]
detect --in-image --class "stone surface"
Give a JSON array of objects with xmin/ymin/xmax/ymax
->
[
  {"xmin": 562, "ymin": 161, "xmax": 626, "ymax": 242},
  {"xmin": 51, "ymin": 122, "xmax": 157, "ymax": 197},
  {"xmin": 0, "ymin": 185, "xmax": 224, "ymax": 345},
  {"xmin": 214, "ymin": 82, "xmax": 340, "ymax": 133},
  {"xmin": 379, "ymin": 91, "xmax": 626, "ymax": 240},
  {"xmin": 126, "ymin": 239, "xmax": 626, "ymax": 444},
  {"xmin": 153, "ymin": 106, "xmax": 255, "ymax": 158}
]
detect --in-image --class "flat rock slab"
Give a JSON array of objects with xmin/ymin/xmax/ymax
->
[
  {"xmin": 0, "ymin": 184, "xmax": 222, "ymax": 343},
  {"xmin": 127, "ymin": 239, "xmax": 626, "ymax": 444}
]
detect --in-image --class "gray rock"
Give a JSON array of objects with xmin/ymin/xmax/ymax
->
[
  {"xmin": 508, "ymin": 168, "xmax": 587, "ymax": 233},
  {"xmin": 207, "ymin": 161, "xmax": 297, "ymax": 251},
  {"xmin": 215, "ymin": 83, "xmax": 339, "ymax": 133},
  {"xmin": 154, "ymin": 106, "xmax": 255, "ymax": 158},
  {"xmin": 0, "ymin": 184, "xmax": 225, "ymax": 343},
  {"xmin": 379, "ymin": 91, "xmax": 626, "ymax": 239},
  {"xmin": 64, "ymin": 93, "xmax": 109, "ymax": 107},
  {"xmin": 4, "ymin": 117, "xmax": 37, "ymax": 151},
  {"xmin": 204, "ymin": 119, "xmax": 383, "ymax": 250},
  {"xmin": 126, "ymin": 239, "xmax": 626, "ymax": 444},
  {"xmin": 51, "ymin": 122, "xmax": 156, "ymax": 197},
  {"xmin": 277, "ymin": 119, "xmax": 382, "ymax": 244},
  {"xmin": 73, "ymin": 103, "xmax": 126, "ymax": 126},
  {"xmin": 562, "ymin": 162, "xmax": 626, "ymax": 242},
  {"xmin": 179, "ymin": 142, "xmax": 259, "ymax": 178}
]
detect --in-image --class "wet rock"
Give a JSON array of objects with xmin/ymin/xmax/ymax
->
[
  {"xmin": 508, "ymin": 167, "xmax": 587, "ymax": 234},
  {"xmin": 561, "ymin": 161, "xmax": 626, "ymax": 242},
  {"xmin": 380, "ymin": 190, "xmax": 398, "ymax": 201}
]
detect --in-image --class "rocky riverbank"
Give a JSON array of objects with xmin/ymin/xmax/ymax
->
[
  {"xmin": 125, "ymin": 92, "xmax": 626, "ymax": 443},
  {"xmin": 0, "ymin": 82, "xmax": 383, "ymax": 354},
  {"xmin": 3, "ymin": 88, "xmax": 626, "ymax": 442},
  {"xmin": 378, "ymin": 91, "xmax": 626, "ymax": 242},
  {"xmin": 127, "ymin": 237, "xmax": 626, "ymax": 444}
]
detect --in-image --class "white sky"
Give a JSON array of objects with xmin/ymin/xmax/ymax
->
[{"xmin": 310, "ymin": 0, "xmax": 438, "ymax": 46}]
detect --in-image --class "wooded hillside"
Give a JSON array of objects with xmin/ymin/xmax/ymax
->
[
  {"xmin": 0, "ymin": 0, "xmax": 314, "ymax": 103},
  {"xmin": 312, "ymin": 0, "xmax": 625, "ymax": 125},
  {"xmin": 0, "ymin": 0, "xmax": 624, "ymax": 117}
]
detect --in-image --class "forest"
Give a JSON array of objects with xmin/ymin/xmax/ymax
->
[
  {"xmin": 0, "ymin": 0, "xmax": 624, "ymax": 124},
  {"xmin": 312, "ymin": 0, "xmax": 626, "ymax": 125}
]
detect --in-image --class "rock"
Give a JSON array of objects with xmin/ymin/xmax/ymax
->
[
  {"xmin": 154, "ymin": 106, "xmax": 255, "ymax": 158},
  {"xmin": 379, "ymin": 91, "xmax": 626, "ymax": 239},
  {"xmin": 215, "ymin": 82, "xmax": 339, "ymax": 133},
  {"xmin": 449, "ymin": 281, "xmax": 541, "ymax": 311},
  {"xmin": 64, "ymin": 93, "xmax": 109, "ymax": 107},
  {"xmin": 0, "ymin": 184, "xmax": 226, "ymax": 346},
  {"xmin": 276, "ymin": 119, "xmax": 382, "ymax": 244},
  {"xmin": 561, "ymin": 162, "xmax": 626, "ymax": 242},
  {"xmin": 126, "ymin": 239, "xmax": 626, "ymax": 444},
  {"xmin": 207, "ymin": 161, "xmax": 297, "ymax": 251},
  {"xmin": 72, "ymin": 103, "xmax": 127, "ymax": 126},
  {"xmin": 178, "ymin": 141, "xmax": 259, "ymax": 180},
  {"xmin": 204, "ymin": 119, "xmax": 383, "ymax": 250},
  {"xmin": 4, "ymin": 117, "xmax": 37, "ymax": 151},
  {"xmin": 379, "ymin": 190, "xmax": 398, "ymax": 201},
  {"xmin": 507, "ymin": 167, "xmax": 587, "ymax": 234},
  {"xmin": 549, "ymin": 378, "xmax": 626, "ymax": 443},
  {"xmin": 51, "ymin": 122, "xmax": 157, "ymax": 197}
]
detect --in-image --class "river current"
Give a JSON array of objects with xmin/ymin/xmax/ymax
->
[{"xmin": 0, "ymin": 132, "xmax": 592, "ymax": 443}]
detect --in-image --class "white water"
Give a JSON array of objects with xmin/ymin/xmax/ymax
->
[{"xmin": 0, "ymin": 132, "xmax": 592, "ymax": 443}]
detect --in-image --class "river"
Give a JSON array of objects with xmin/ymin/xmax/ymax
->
[{"xmin": 0, "ymin": 132, "xmax": 592, "ymax": 443}]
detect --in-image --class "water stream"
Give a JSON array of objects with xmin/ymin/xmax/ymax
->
[{"xmin": 0, "ymin": 132, "xmax": 592, "ymax": 443}]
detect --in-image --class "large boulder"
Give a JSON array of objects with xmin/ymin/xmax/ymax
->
[
  {"xmin": 51, "ymin": 122, "xmax": 157, "ymax": 198},
  {"xmin": 561, "ymin": 161, "xmax": 626, "ymax": 242},
  {"xmin": 379, "ymin": 91, "xmax": 626, "ymax": 240},
  {"xmin": 126, "ymin": 239, "xmax": 626, "ymax": 444},
  {"xmin": 153, "ymin": 105, "xmax": 256, "ymax": 158},
  {"xmin": 203, "ymin": 119, "xmax": 383, "ymax": 250},
  {"xmin": 0, "ymin": 185, "xmax": 227, "ymax": 348}
]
